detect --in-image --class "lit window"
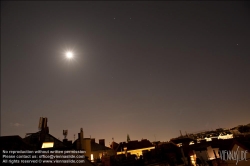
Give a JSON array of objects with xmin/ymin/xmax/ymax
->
[
  {"xmin": 190, "ymin": 155, "xmax": 197, "ymax": 165},
  {"xmin": 99, "ymin": 153, "xmax": 102, "ymax": 159},
  {"xmin": 42, "ymin": 142, "xmax": 54, "ymax": 148},
  {"xmin": 91, "ymin": 154, "xmax": 94, "ymax": 162},
  {"xmin": 177, "ymin": 143, "xmax": 182, "ymax": 147},
  {"xmin": 189, "ymin": 141, "xmax": 194, "ymax": 145}
]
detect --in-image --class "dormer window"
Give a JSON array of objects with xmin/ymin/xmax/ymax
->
[{"xmin": 42, "ymin": 142, "xmax": 54, "ymax": 148}]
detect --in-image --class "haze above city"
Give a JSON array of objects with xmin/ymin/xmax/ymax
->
[{"xmin": 1, "ymin": 1, "xmax": 250, "ymax": 144}]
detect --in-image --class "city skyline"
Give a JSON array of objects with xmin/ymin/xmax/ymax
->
[{"xmin": 1, "ymin": 1, "xmax": 250, "ymax": 143}]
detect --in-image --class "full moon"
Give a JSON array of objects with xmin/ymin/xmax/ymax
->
[{"xmin": 66, "ymin": 52, "xmax": 73, "ymax": 59}]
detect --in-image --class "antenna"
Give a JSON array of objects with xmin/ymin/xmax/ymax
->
[
  {"xmin": 63, "ymin": 130, "xmax": 68, "ymax": 139},
  {"xmin": 180, "ymin": 130, "xmax": 183, "ymax": 136}
]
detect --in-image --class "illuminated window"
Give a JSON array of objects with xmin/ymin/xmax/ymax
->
[
  {"xmin": 189, "ymin": 141, "xmax": 194, "ymax": 145},
  {"xmin": 91, "ymin": 154, "xmax": 94, "ymax": 162},
  {"xmin": 190, "ymin": 155, "xmax": 196, "ymax": 165},
  {"xmin": 41, "ymin": 142, "xmax": 54, "ymax": 148},
  {"xmin": 99, "ymin": 153, "xmax": 102, "ymax": 159},
  {"xmin": 177, "ymin": 143, "xmax": 182, "ymax": 147}
]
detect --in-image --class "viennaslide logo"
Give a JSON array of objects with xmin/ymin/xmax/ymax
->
[{"xmin": 219, "ymin": 146, "xmax": 248, "ymax": 165}]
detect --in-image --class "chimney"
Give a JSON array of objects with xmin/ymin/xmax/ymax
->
[
  {"xmin": 78, "ymin": 128, "xmax": 84, "ymax": 150},
  {"xmin": 38, "ymin": 117, "xmax": 49, "ymax": 134},
  {"xmin": 80, "ymin": 128, "xmax": 84, "ymax": 139},
  {"xmin": 99, "ymin": 139, "xmax": 105, "ymax": 146},
  {"xmin": 78, "ymin": 128, "xmax": 84, "ymax": 141}
]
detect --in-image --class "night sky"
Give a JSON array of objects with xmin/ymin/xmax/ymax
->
[{"xmin": 1, "ymin": 1, "xmax": 250, "ymax": 144}]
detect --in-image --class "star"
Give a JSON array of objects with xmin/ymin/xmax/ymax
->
[
  {"xmin": 114, "ymin": 18, "xmax": 116, "ymax": 19},
  {"xmin": 236, "ymin": 44, "xmax": 239, "ymax": 46}
]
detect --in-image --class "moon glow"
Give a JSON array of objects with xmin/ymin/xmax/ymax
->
[{"xmin": 66, "ymin": 52, "xmax": 73, "ymax": 59}]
